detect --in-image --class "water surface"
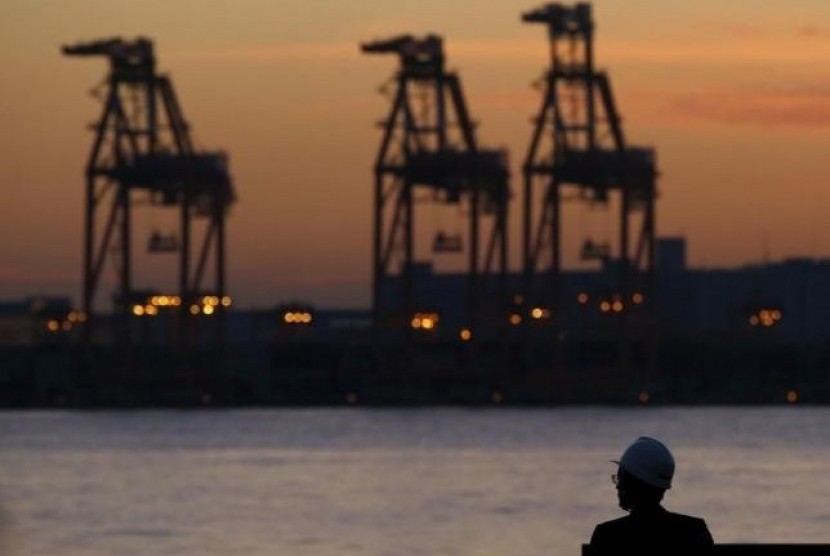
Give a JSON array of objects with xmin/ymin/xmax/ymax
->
[{"xmin": 2, "ymin": 407, "xmax": 829, "ymax": 556}]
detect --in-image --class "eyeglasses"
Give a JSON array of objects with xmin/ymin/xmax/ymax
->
[{"xmin": 611, "ymin": 473, "xmax": 619, "ymax": 486}]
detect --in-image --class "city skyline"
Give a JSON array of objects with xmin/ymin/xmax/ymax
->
[{"xmin": 3, "ymin": 0, "xmax": 830, "ymax": 308}]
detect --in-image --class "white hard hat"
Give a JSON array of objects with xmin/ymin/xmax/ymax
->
[{"xmin": 616, "ymin": 436, "xmax": 675, "ymax": 490}]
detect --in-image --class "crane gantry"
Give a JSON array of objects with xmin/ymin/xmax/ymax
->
[
  {"xmin": 64, "ymin": 37, "xmax": 235, "ymax": 355},
  {"xmin": 362, "ymin": 34, "xmax": 510, "ymax": 364},
  {"xmin": 521, "ymin": 3, "xmax": 658, "ymax": 373}
]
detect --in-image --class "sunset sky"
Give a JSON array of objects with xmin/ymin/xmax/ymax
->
[{"xmin": 3, "ymin": 0, "xmax": 830, "ymax": 308}]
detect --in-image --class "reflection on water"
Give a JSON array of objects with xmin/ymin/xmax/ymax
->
[{"xmin": 2, "ymin": 408, "xmax": 830, "ymax": 556}]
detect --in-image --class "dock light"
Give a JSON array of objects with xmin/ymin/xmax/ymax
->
[
  {"xmin": 638, "ymin": 391, "xmax": 650, "ymax": 404},
  {"xmin": 163, "ymin": 295, "xmax": 183, "ymax": 307},
  {"xmin": 61, "ymin": 321, "xmax": 73, "ymax": 332},
  {"xmin": 759, "ymin": 309, "xmax": 780, "ymax": 327},
  {"xmin": 46, "ymin": 319, "xmax": 60, "ymax": 332},
  {"xmin": 148, "ymin": 295, "xmax": 182, "ymax": 308},
  {"xmin": 203, "ymin": 305, "xmax": 215, "ymax": 316},
  {"xmin": 750, "ymin": 308, "xmax": 782, "ymax": 328},
  {"xmin": 513, "ymin": 295, "xmax": 524, "ymax": 305},
  {"xmin": 577, "ymin": 292, "xmax": 589, "ymax": 304},
  {"xmin": 77, "ymin": 311, "xmax": 88, "ymax": 323},
  {"xmin": 531, "ymin": 307, "xmax": 542, "ymax": 319},
  {"xmin": 632, "ymin": 292, "xmax": 644, "ymax": 305},
  {"xmin": 786, "ymin": 390, "xmax": 799, "ymax": 404},
  {"xmin": 599, "ymin": 300, "xmax": 611, "ymax": 313},
  {"xmin": 509, "ymin": 313, "xmax": 522, "ymax": 325},
  {"xmin": 460, "ymin": 328, "xmax": 472, "ymax": 341},
  {"xmin": 189, "ymin": 304, "xmax": 201, "ymax": 315},
  {"xmin": 411, "ymin": 312, "xmax": 439, "ymax": 330},
  {"xmin": 530, "ymin": 307, "xmax": 551, "ymax": 319},
  {"xmin": 67, "ymin": 311, "xmax": 79, "ymax": 323},
  {"xmin": 132, "ymin": 304, "xmax": 145, "ymax": 316},
  {"xmin": 611, "ymin": 299, "xmax": 624, "ymax": 313},
  {"xmin": 221, "ymin": 296, "xmax": 232, "ymax": 307},
  {"xmin": 145, "ymin": 305, "xmax": 158, "ymax": 316},
  {"xmin": 283, "ymin": 311, "xmax": 313, "ymax": 325}
]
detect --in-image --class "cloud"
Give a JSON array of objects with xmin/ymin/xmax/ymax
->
[
  {"xmin": 716, "ymin": 20, "xmax": 830, "ymax": 41},
  {"xmin": 667, "ymin": 86, "xmax": 830, "ymax": 128},
  {"xmin": 795, "ymin": 25, "xmax": 830, "ymax": 38},
  {"xmin": 602, "ymin": 39, "xmax": 830, "ymax": 65}
]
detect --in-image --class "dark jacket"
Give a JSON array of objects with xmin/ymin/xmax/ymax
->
[{"xmin": 590, "ymin": 505, "xmax": 713, "ymax": 554}]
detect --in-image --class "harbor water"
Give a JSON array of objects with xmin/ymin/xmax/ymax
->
[{"xmin": 2, "ymin": 407, "xmax": 830, "ymax": 556}]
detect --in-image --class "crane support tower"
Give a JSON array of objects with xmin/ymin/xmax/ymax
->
[
  {"xmin": 63, "ymin": 37, "xmax": 235, "ymax": 352},
  {"xmin": 521, "ymin": 4, "xmax": 657, "ymax": 372},
  {"xmin": 362, "ymin": 35, "xmax": 510, "ymax": 357}
]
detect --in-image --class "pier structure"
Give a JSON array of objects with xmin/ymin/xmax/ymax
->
[
  {"xmin": 63, "ymin": 38, "xmax": 235, "ymax": 359},
  {"xmin": 521, "ymin": 3, "xmax": 657, "ymax": 375},
  {"xmin": 362, "ymin": 35, "xmax": 510, "ymax": 369}
]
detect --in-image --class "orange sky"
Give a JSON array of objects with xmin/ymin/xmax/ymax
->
[{"xmin": 3, "ymin": 0, "xmax": 830, "ymax": 308}]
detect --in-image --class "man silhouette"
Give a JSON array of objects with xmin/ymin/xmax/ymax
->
[{"xmin": 589, "ymin": 436, "xmax": 713, "ymax": 553}]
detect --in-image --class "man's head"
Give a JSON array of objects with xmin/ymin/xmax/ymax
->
[{"xmin": 613, "ymin": 436, "xmax": 675, "ymax": 511}]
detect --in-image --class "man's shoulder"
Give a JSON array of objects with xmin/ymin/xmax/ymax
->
[
  {"xmin": 591, "ymin": 509, "xmax": 712, "ymax": 545},
  {"xmin": 662, "ymin": 511, "xmax": 709, "ymax": 529},
  {"xmin": 593, "ymin": 514, "xmax": 632, "ymax": 531},
  {"xmin": 590, "ymin": 514, "xmax": 633, "ymax": 542}
]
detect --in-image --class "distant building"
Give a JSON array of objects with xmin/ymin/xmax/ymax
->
[
  {"xmin": 657, "ymin": 237, "xmax": 686, "ymax": 273},
  {"xmin": 658, "ymin": 255, "xmax": 828, "ymax": 341},
  {"xmin": 374, "ymin": 237, "xmax": 828, "ymax": 343},
  {"xmin": 0, "ymin": 296, "xmax": 75, "ymax": 346},
  {"xmin": 4, "ymin": 237, "xmax": 825, "ymax": 347}
]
